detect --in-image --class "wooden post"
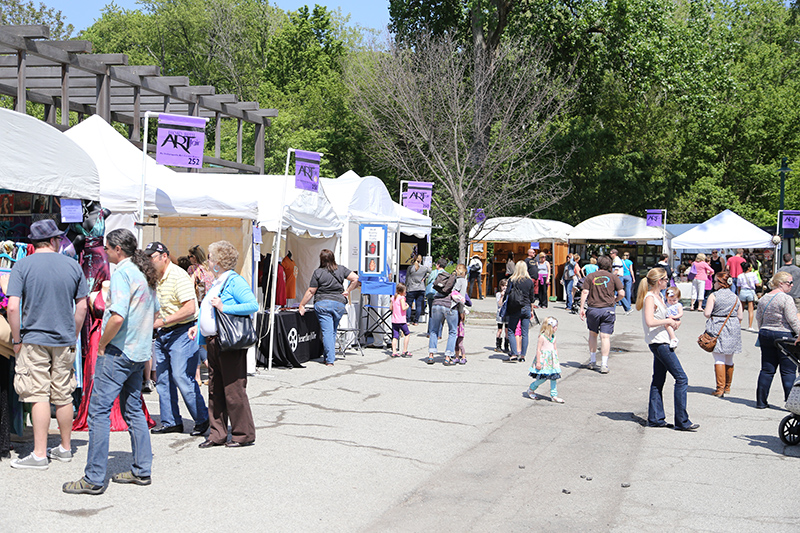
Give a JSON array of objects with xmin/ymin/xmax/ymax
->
[
  {"xmin": 131, "ymin": 85, "xmax": 141, "ymax": 141},
  {"xmin": 236, "ymin": 118, "xmax": 242, "ymax": 164},
  {"xmin": 16, "ymin": 50, "xmax": 26, "ymax": 113},
  {"xmin": 60, "ymin": 64, "xmax": 69, "ymax": 126},
  {"xmin": 254, "ymin": 119, "xmax": 265, "ymax": 174},
  {"xmin": 214, "ymin": 112, "xmax": 221, "ymax": 159}
]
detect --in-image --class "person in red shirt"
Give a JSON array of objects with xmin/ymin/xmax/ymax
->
[{"xmin": 726, "ymin": 249, "xmax": 746, "ymax": 293}]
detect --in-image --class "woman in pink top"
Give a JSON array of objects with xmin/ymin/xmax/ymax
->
[{"xmin": 691, "ymin": 253, "xmax": 715, "ymax": 311}]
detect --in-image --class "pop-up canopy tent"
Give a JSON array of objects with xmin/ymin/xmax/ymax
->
[
  {"xmin": 470, "ymin": 217, "xmax": 573, "ymax": 242},
  {"xmin": 0, "ymin": 108, "xmax": 99, "ymax": 200},
  {"xmin": 65, "ymin": 116, "xmax": 258, "ymax": 219},
  {"xmin": 671, "ymin": 209, "xmax": 774, "ymax": 249},
  {"xmin": 320, "ymin": 171, "xmax": 432, "ymax": 271},
  {"xmin": 569, "ymin": 213, "xmax": 674, "ymax": 242}
]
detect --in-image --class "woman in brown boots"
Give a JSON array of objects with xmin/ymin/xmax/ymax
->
[{"xmin": 703, "ymin": 272, "xmax": 743, "ymax": 397}]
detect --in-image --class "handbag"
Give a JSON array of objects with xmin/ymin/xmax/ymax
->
[
  {"xmin": 214, "ymin": 274, "xmax": 257, "ymax": 351},
  {"xmin": 696, "ymin": 298, "xmax": 738, "ymax": 352}
]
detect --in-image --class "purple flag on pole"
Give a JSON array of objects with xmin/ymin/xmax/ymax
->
[
  {"xmin": 474, "ymin": 208, "xmax": 486, "ymax": 223},
  {"xmin": 783, "ymin": 210, "xmax": 800, "ymax": 229},
  {"xmin": 295, "ymin": 150, "xmax": 321, "ymax": 192},
  {"xmin": 156, "ymin": 114, "xmax": 206, "ymax": 168},
  {"xmin": 646, "ymin": 209, "xmax": 663, "ymax": 227}
]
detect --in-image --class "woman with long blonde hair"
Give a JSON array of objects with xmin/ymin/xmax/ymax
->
[
  {"xmin": 503, "ymin": 261, "xmax": 537, "ymax": 363},
  {"xmin": 636, "ymin": 268, "xmax": 698, "ymax": 431}
]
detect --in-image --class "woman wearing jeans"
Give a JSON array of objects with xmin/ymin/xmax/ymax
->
[
  {"xmin": 636, "ymin": 268, "xmax": 699, "ymax": 431},
  {"xmin": 504, "ymin": 261, "xmax": 537, "ymax": 363},
  {"xmin": 404, "ymin": 255, "xmax": 430, "ymax": 326},
  {"xmin": 427, "ymin": 265, "xmax": 459, "ymax": 365},
  {"xmin": 298, "ymin": 249, "xmax": 359, "ymax": 366},
  {"xmin": 754, "ymin": 271, "xmax": 800, "ymax": 409}
]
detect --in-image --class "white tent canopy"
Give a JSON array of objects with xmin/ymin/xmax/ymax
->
[
  {"xmin": 470, "ymin": 217, "xmax": 573, "ymax": 242},
  {"xmin": 65, "ymin": 115, "xmax": 257, "ymax": 219},
  {"xmin": 251, "ymin": 174, "xmax": 342, "ymax": 237},
  {"xmin": 320, "ymin": 171, "xmax": 432, "ymax": 237},
  {"xmin": 0, "ymin": 108, "xmax": 99, "ymax": 200},
  {"xmin": 671, "ymin": 209, "xmax": 774, "ymax": 249},
  {"xmin": 569, "ymin": 213, "xmax": 673, "ymax": 241}
]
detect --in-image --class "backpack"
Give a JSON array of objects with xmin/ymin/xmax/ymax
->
[
  {"xmin": 505, "ymin": 281, "xmax": 525, "ymax": 312},
  {"xmin": 433, "ymin": 271, "xmax": 453, "ymax": 295}
]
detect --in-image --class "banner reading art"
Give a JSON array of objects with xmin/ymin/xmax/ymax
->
[
  {"xmin": 295, "ymin": 150, "xmax": 321, "ymax": 192},
  {"xmin": 783, "ymin": 210, "xmax": 800, "ymax": 229},
  {"xmin": 646, "ymin": 209, "xmax": 663, "ymax": 227},
  {"xmin": 474, "ymin": 208, "xmax": 486, "ymax": 224},
  {"xmin": 156, "ymin": 114, "xmax": 206, "ymax": 168},
  {"xmin": 403, "ymin": 181, "xmax": 433, "ymax": 214}
]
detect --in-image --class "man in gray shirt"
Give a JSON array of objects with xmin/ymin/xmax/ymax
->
[
  {"xmin": 777, "ymin": 253, "xmax": 800, "ymax": 312},
  {"xmin": 6, "ymin": 220, "xmax": 88, "ymax": 470}
]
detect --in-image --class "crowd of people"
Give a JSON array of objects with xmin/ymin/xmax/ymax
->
[{"xmin": 3, "ymin": 224, "xmax": 799, "ymax": 493}]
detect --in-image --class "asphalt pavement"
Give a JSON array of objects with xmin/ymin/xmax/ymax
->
[{"xmin": 1, "ymin": 296, "xmax": 799, "ymax": 532}]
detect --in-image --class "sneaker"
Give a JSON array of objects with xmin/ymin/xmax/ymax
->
[
  {"xmin": 10, "ymin": 453, "xmax": 48, "ymax": 470},
  {"xmin": 599, "ymin": 365, "xmax": 609, "ymax": 374},
  {"xmin": 112, "ymin": 470, "xmax": 152, "ymax": 486},
  {"xmin": 550, "ymin": 396, "xmax": 565, "ymax": 403},
  {"xmin": 581, "ymin": 361, "xmax": 597, "ymax": 370},
  {"xmin": 625, "ymin": 310, "xmax": 633, "ymax": 316},
  {"xmin": 142, "ymin": 380, "xmax": 155, "ymax": 394},
  {"xmin": 669, "ymin": 338, "xmax": 679, "ymax": 349},
  {"xmin": 47, "ymin": 446, "xmax": 73, "ymax": 463},
  {"xmin": 63, "ymin": 477, "xmax": 105, "ymax": 495}
]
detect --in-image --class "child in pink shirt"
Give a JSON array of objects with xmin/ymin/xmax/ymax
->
[{"xmin": 391, "ymin": 283, "xmax": 411, "ymax": 357}]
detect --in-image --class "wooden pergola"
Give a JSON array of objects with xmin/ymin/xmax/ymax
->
[{"xmin": 0, "ymin": 25, "xmax": 278, "ymax": 174}]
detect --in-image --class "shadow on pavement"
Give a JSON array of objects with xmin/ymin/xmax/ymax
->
[
  {"xmin": 597, "ymin": 411, "xmax": 648, "ymax": 426},
  {"xmin": 734, "ymin": 434, "xmax": 800, "ymax": 456}
]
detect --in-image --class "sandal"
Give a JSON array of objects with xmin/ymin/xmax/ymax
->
[
  {"xmin": 444, "ymin": 357, "xmax": 453, "ymax": 366},
  {"xmin": 458, "ymin": 358, "xmax": 467, "ymax": 365},
  {"xmin": 401, "ymin": 352, "xmax": 412, "ymax": 358},
  {"xmin": 390, "ymin": 353, "xmax": 399, "ymax": 358},
  {"xmin": 426, "ymin": 356, "xmax": 435, "ymax": 365},
  {"xmin": 550, "ymin": 397, "xmax": 565, "ymax": 404}
]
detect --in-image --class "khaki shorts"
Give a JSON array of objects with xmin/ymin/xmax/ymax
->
[{"xmin": 14, "ymin": 344, "xmax": 76, "ymax": 405}]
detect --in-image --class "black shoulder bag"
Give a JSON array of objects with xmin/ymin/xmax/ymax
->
[{"xmin": 215, "ymin": 273, "xmax": 257, "ymax": 351}]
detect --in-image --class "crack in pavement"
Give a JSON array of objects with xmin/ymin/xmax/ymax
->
[{"xmin": 285, "ymin": 398, "xmax": 475, "ymax": 427}]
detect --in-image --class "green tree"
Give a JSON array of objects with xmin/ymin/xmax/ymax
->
[{"xmin": 0, "ymin": 0, "xmax": 74, "ymax": 39}]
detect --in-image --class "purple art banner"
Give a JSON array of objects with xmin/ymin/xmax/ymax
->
[
  {"xmin": 474, "ymin": 208, "xmax": 486, "ymax": 224},
  {"xmin": 646, "ymin": 209, "xmax": 663, "ymax": 227},
  {"xmin": 295, "ymin": 150, "xmax": 321, "ymax": 192},
  {"xmin": 403, "ymin": 181, "xmax": 433, "ymax": 214},
  {"xmin": 783, "ymin": 210, "xmax": 800, "ymax": 229},
  {"xmin": 156, "ymin": 114, "xmax": 206, "ymax": 168}
]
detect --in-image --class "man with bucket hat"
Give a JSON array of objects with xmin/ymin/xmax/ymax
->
[{"xmin": 6, "ymin": 219, "xmax": 88, "ymax": 470}]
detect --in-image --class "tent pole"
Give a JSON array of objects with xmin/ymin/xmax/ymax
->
[{"xmin": 137, "ymin": 111, "xmax": 153, "ymax": 245}]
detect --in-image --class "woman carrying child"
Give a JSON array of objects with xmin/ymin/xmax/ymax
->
[
  {"xmin": 525, "ymin": 317, "xmax": 564, "ymax": 403},
  {"xmin": 636, "ymin": 268, "xmax": 699, "ymax": 431},
  {"xmin": 391, "ymin": 283, "xmax": 412, "ymax": 358}
]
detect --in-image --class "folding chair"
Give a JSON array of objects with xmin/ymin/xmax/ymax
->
[{"xmin": 335, "ymin": 304, "xmax": 364, "ymax": 357}]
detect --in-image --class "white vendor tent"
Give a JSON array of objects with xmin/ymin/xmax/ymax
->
[
  {"xmin": 0, "ymin": 108, "xmax": 99, "ymax": 200},
  {"xmin": 320, "ymin": 171, "xmax": 432, "ymax": 273},
  {"xmin": 65, "ymin": 115, "xmax": 257, "ymax": 219},
  {"xmin": 671, "ymin": 209, "xmax": 774, "ymax": 249},
  {"xmin": 470, "ymin": 217, "xmax": 573, "ymax": 242},
  {"xmin": 569, "ymin": 213, "xmax": 673, "ymax": 242}
]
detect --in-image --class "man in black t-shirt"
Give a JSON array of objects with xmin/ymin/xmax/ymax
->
[
  {"xmin": 523, "ymin": 248, "xmax": 539, "ymax": 304},
  {"xmin": 579, "ymin": 255, "xmax": 623, "ymax": 375}
]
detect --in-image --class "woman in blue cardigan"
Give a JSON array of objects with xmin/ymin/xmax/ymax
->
[{"xmin": 189, "ymin": 240, "xmax": 258, "ymax": 448}]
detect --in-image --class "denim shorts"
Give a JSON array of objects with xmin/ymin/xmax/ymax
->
[
  {"xmin": 586, "ymin": 306, "xmax": 616, "ymax": 334},
  {"xmin": 739, "ymin": 288, "xmax": 756, "ymax": 302}
]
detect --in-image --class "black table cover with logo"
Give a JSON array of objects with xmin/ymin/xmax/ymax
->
[{"xmin": 256, "ymin": 310, "xmax": 322, "ymax": 368}]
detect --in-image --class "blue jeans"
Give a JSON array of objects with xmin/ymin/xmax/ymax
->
[
  {"xmin": 406, "ymin": 290, "xmax": 426, "ymax": 323},
  {"xmin": 756, "ymin": 329, "xmax": 797, "ymax": 408},
  {"xmin": 154, "ymin": 324, "xmax": 208, "ymax": 427},
  {"xmin": 620, "ymin": 275, "xmax": 632, "ymax": 312},
  {"xmin": 648, "ymin": 343, "xmax": 692, "ymax": 429},
  {"xmin": 84, "ymin": 345, "xmax": 152, "ymax": 486},
  {"xmin": 428, "ymin": 304, "xmax": 458, "ymax": 357},
  {"xmin": 315, "ymin": 300, "xmax": 347, "ymax": 364},
  {"xmin": 564, "ymin": 279, "xmax": 575, "ymax": 309},
  {"xmin": 426, "ymin": 295, "xmax": 442, "ymax": 337},
  {"xmin": 507, "ymin": 307, "xmax": 532, "ymax": 358}
]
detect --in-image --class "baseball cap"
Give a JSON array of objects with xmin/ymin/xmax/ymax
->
[{"xmin": 144, "ymin": 242, "xmax": 169, "ymax": 256}]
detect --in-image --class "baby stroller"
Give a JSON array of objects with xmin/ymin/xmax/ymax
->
[
  {"xmin": 774, "ymin": 339, "xmax": 800, "ymax": 445},
  {"xmin": 570, "ymin": 277, "xmax": 584, "ymax": 314}
]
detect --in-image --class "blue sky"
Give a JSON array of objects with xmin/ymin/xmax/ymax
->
[{"xmin": 44, "ymin": 1, "xmax": 390, "ymax": 34}]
